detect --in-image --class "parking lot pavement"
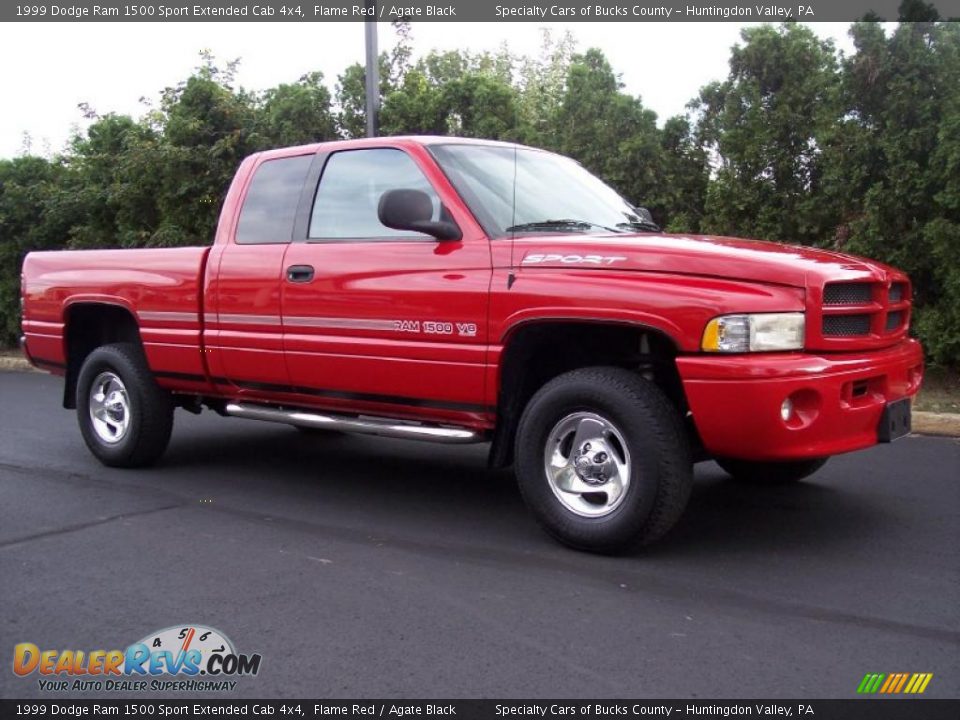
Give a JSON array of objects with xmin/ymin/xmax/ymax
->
[{"xmin": 1, "ymin": 371, "xmax": 958, "ymax": 699}]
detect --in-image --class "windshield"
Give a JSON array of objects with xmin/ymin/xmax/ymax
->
[{"xmin": 430, "ymin": 144, "xmax": 655, "ymax": 237}]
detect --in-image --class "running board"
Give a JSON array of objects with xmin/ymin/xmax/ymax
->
[{"xmin": 223, "ymin": 403, "xmax": 481, "ymax": 444}]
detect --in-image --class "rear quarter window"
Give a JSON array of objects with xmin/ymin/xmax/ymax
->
[{"xmin": 235, "ymin": 155, "xmax": 313, "ymax": 244}]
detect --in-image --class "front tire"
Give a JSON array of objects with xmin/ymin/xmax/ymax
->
[
  {"xmin": 76, "ymin": 343, "xmax": 174, "ymax": 468},
  {"xmin": 715, "ymin": 457, "xmax": 828, "ymax": 484},
  {"xmin": 515, "ymin": 367, "xmax": 693, "ymax": 552}
]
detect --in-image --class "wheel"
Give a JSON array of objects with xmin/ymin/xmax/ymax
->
[
  {"xmin": 515, "ymin": 367, "xmax": 693, "ymax": 552},
  {"xmin": 76, "ymin": 343, "xmax": 174, "ymax": 468},
  {"xmin": 715, "ymin": 457, "xmax": 828, "ymax": 484}
]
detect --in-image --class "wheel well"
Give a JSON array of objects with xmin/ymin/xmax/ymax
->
[
  {"xmin": 488, "ymin": 321, "xmax": 688, "ymax": 469},
  {"xmin": 62, "ymin": 304, "xmax": 142, "ymax": 409}
]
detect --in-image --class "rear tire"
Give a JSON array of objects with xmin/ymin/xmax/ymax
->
[
  {"xmin": 76, "ymin": 343, "xmax": 174, "ymax": 468},
  {"xmin": 715, "ymin": 457, "xmax": 828, "ymax": 484},
  {"xmin": 515, "ymin": 367, "xmax": 693, "ymax": 552}
]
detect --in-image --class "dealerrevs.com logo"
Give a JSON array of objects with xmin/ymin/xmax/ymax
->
[{"xmin": 13, "ymin": 624, "xmax": 262, "ymax": 693}]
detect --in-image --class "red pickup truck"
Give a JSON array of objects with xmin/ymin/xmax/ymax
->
[{"xmin": 20, "ymin": 136, "xmax": 923, "ymax": 551}]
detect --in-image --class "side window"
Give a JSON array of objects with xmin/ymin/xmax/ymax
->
[
  {"xmin": 309, "ymin": 148, "xmax": 440, "ymax": 240},
  {"xmin": 235, "ymin": 155, "xmax": 312, "ymax": 244}
]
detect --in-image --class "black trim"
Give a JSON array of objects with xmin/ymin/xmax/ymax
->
[
  {"xmin": 291, "ymin": 150, "xmax": 330, "ymax": 242},
  {"xmin": 153, "ymin": 370, "xmax": 209, "ymax": 383},
  {"xmin": 32, "ymin": 357, "xmax": 66, "ymax": 370},
  {"xmin": 156, "ymin": 370, "xmax": 491, "ymax": 413},
  {"xmin": 300, "ymin": 235, "xmax": 441, "ymax": 245},
  {"xmin": 230, "ymin": 378, "xmax": 492, "ymax": 414}
]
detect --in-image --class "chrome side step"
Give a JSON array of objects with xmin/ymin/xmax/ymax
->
[{"xmin": 224, "ymin": 403, "xmax": 481, "ymax": 444}]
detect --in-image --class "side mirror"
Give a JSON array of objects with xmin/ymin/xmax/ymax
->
[
  {"xmin": 632, "ymin": 205, "xmax": 656, "ymax": 224},
  {"xmin": 378, "ymin": 189, "xmax": 462, "ymax": 241},
  {"xmin": 629, "ymin": 203, "xmax": 661, "ymax": 232}
]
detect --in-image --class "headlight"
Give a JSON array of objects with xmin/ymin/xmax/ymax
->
[{"xmin": 701, "ymin": 313, "xmax": 805, "ymax": 352}]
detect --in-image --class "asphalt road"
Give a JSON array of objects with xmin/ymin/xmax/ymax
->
[{"xmin": 1, "ymin": 371, "xmax": 958, "ymax": 700}]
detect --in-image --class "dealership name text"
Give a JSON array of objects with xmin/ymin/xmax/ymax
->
[{"xmin": 495, "ymin": 4, "xmax": 814, "ymax": 18}]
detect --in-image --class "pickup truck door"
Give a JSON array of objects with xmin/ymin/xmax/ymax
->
[
  {"xmin": 206, "ymin": 152, "xmax": 314, "ymax": 390},
  {"xmin": 280, "ymin": 144, "xmax": 492, "ymax": 424}
]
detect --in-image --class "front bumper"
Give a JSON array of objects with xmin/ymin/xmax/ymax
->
[{"xmin": 677, "ymin": 338, "xmax": 924, "ymax": 461}]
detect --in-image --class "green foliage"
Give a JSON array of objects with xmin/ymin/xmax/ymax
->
[
  {"xmin": 827, "ymin": 15, "xmax": 960, "ymax": 366},
  {"xmin": 380, "ymin": 50, "xmax": 521, "ymax": 139},
  {"xmin": 693, "ymin": 23, "xmax": 841, "ymax": 244},
  {"xmin": 546, "ymin": 49, "xmax": 703, "ymax": 230},
  {"xmin": 2, "ymin": 13, "xmax": 959, "ymax": 368},
  {"xmin": 0, "ymin": 157, "xmax": 72, "ymax": 342}
]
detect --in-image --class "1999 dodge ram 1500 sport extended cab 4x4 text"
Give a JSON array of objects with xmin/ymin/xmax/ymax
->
[{"xmin": 21, "ymin": 136, "xmax": 924, "ymax": 551}]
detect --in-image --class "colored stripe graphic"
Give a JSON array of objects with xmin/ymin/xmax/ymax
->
[
  {"xmin": 857, "ymin": 674, "xmax": 885, "ymax": 693},
  {"xmin": 857, "ymin": 672, "xmax": 932, "ymax": 694},
  {"xmin": 893, "ymin": 673, "xmax": 910, "ymax": 693}
]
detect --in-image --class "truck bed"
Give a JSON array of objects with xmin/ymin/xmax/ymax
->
[{"xmin": 21, "ymin": 246, "xmax": 211, "ymax": 387}]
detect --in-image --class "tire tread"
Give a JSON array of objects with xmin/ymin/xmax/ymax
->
[
  {"xmin": 515, "ymin": 366, "xmax": 693, "ymax": 551},
  {"xmin": 76, "ymin": 342, "xmax": 174, "ymax": 468}
]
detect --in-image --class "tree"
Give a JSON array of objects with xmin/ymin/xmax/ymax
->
[
  {"xmin": 693, "ymin": 23, "xmax": 841, "ymax": 244},
  {"xmin": 831, "ymin": 9, "xmax": 960, "ymax": 364},
  {"xmin": 0, "ymin": 157, "xmax": 71, "ymax": 344},
  {"xmin": 514, "ymin": 29, "xmax": 577, "ymax": 146},
  {"xmin": 151, "ymin": 58, "xmax": 258, "ymax": 246},
  {"xmin": 256, "ymin": 72, "xmax": 337, "ymax": 148},
  {"xmin": 380, "ymin": 49, "xmax": 523, "ymax": 139},
  {"xmin": 656, "ymin": 116, "xmax": 709, "ymax": 233},
  {"xmin": 552, "ymin": 49, "xmax": 679, "ymax": 225},
  {"xmin": 2, "ymin": 18, "xmax": 958, "ymax": 367}
]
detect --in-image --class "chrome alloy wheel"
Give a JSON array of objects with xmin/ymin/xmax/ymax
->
[
  {"xmin": 89, "ymin": 371, "xmax": 131, "ymax": 444},
  {"xmin": 543, "ymin": 411, "xmax": 632, "ymax": 518}
]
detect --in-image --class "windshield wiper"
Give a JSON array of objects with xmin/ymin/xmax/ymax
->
[
  {"xmin": 616, "ymin": 220, "xmax": 661, "ymax": 233},
  {"xmin": 506, "ymin": 219, "xmax": 623, "ymax": 234}
]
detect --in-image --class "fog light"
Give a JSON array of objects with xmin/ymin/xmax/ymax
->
[{"xmin": 780, "ymin": 398, "xmax": 794, "ymax": 422}]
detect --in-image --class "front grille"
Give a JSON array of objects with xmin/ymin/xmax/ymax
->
[
  {"xmin": 814, "ymin": 278, "xmax": 910, "ymax": 348},
  {"xmin": 886, "ymin": 311, "xmax": 904, "ymax": 332},
  {"xmin": 824, "ymin": 282, "xmax": 872, "ymax": 305},
  {"xmin": 823, "ymin": 314, "xmax": 872, "ymax": 337}
]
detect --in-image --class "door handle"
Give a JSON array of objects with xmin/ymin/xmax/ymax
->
[{"xmin": 286, "ymin": 265, "xmax": 315, "ymax": 283}]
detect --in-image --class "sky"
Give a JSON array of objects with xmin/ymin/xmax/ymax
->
[{"xmin": 0, "ymin": 21, "xmax": 859, "ymax": 159}]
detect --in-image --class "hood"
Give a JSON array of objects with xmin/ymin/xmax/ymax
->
[{"xmin": 515, "ymin": 233, "xmax": 899, "ymax": 288}]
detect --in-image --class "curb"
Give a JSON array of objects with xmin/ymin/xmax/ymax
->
[
  {"xmin": 911, "ymin": 411, "xmax": 960, "ymax": 438},
  {"xmin": 0, "ymin": 355, "xmax": 38, "ymax": 373},
  {"xmin": 2, "ymin": 353, "xmax": 959, "ymax": 437}
]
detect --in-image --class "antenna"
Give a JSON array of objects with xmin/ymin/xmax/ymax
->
[{"xmin": 508, "ymin": 145, "xmax": 518, "ymax": 289}]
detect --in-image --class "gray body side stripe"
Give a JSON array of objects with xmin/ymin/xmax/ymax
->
[{"xmin": 138, "ymin": 311, "xmax": 198, "ymax": 322}]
